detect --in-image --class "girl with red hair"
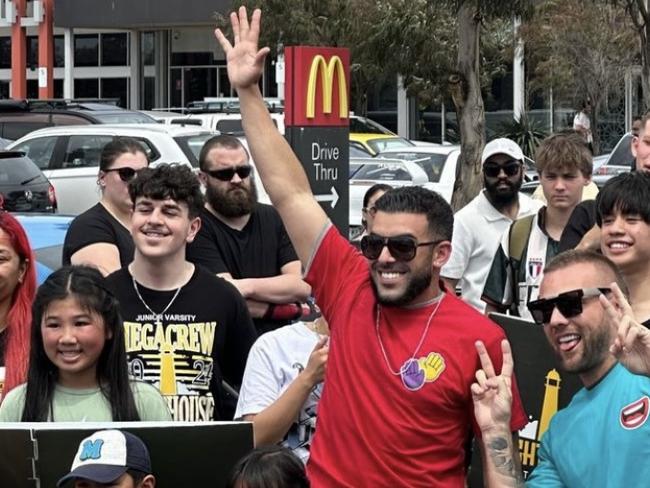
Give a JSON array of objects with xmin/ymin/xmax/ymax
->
[{"xmin": 0, "ymin": 212, "xmax": 36, "ymax": 401}]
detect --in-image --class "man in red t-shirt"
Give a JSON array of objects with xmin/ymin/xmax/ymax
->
[{"xmin": 215, "ymin": 8, "xmax": 527, "ymax": 487}]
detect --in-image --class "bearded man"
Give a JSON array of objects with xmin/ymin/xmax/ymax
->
[
  {"xmin": 442, "ymin": 138, "xmax": 541, "ymax": 311},
  {"xmin": 187, "ymin": 134, "xmax": 311, "ymax": 334}
]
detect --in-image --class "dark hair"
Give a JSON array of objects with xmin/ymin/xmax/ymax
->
[
  {"xmin": 227, "ymin": 446, "xmax": 309, "ymax": 488},
  {"xmin": 535, "ymin": 132, "xmax": 592, "ymax": 177},
  {"xmin": 363, "ymin": 183, "xmax": 392, "ymax": 209},
  {"xmin": 100, "ymin": 137, "xmax": 148, "ymax": 171},
  {"xmin": 595, "ymin": 171, "xmax": 650, "ymax": 226},
  {"xmin": 21, "ymin": 266, "xmax": 140, "ymax": 421},
  {"xmin": 128, "ymin": 163, "xmax": 204, "ymax": 219},
  {"xmin": 544, "ymin": 250, "xmax": 629, "ymax": 298},
  {"xmin": 199, "ymin": 134, "xmax": 250, "ymax": 171},
  {"xmin": 373, "ymin": 186, "xmax": 453, "ymax": 241}
]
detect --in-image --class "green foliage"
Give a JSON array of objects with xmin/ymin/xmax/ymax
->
[{"xmin": 497, "ymin": 115, "xmax": 548, "ymax": 158}]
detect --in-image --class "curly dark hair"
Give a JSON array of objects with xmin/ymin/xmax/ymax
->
[{"xmin": 129, "ymin": 163, "xmax": 204, "ymax": 218}]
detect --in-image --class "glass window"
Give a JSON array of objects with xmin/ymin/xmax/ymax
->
[
  {"xmin": 143, "ymin": 32, "xmax": 155, "ymax": 66},
  {"xmin": 0, "ymin": 154, "xmax": 44, "ymax": 183},
  {"xmin": 100, "ymin": 78, "xmax": 128, "ymax": 108},
  {"xmin": 54, "ymin": 35, "xmax": 64, "ymax": 68},
  {"xmin": 101, "ymin": 33, "xmax": 128, "ymax": 66},
  {"xmin": 11, "ymin": 136, "xmax": 58, "ymax": 170},
  {"xmin": 54, "ymin": 79, "xmax": 64, "ymax": 98},
  {"xmin": 0, "ymin": 81, "xmax": 9, "ymax": 99},
  {"xmin": 74, "ymin": 78, "xmax": 99, "ymax": 99},
  {"xmin": 381, "ymin": 152, "xmax": 448, "ymax": 182},
  {"xmin": 174, "ymin": 133, "xmax": 217, "ymax": 167},
  {"xmin": 27, "ymin": 36, "xmax": 38, "ymax": 68},
  {"xmin": 74, "ymin": 34, "xmax": 99, "ymax": 67},
  {"xmin": 367, "ymin": 137, "xmax": 414, "ymax": 154},
  {"xmin": 0, "ymin": 38, "xmax": 10, "ymax": 69},
  {"xmin": 63, "ymin": 135, "xmax": 114, "ymax": 168},
  {"xmin": 352, "ymin": 163, "xmax": 413, "ymax": 182},
  {"xmin": 27, "ymin": 80, "xmax": 38, "ymax": 99}
]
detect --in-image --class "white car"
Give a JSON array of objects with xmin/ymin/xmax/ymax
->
[
  {"xmin": 8, "ymin": 124, "xmax": 217, "ymax": 215},
  {"xmin": 349, "ymin": 157, "xmax": 431, "ymax": 239},
  {"xmin": 378, "ymin": 145, "xmax": 461, "ymax": 203}
]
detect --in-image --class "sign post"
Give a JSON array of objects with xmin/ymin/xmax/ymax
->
[{"xmin": 284, "ymin": 46, "xmax": 350, "ymax": 237}]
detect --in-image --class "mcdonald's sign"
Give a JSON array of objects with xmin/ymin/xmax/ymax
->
[{"xmin": 285, "ymin": 47, "xmax": 350, "ymax": 127}]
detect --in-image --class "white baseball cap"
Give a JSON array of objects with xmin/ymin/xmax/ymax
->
[{"xmin": 482, "ymin": 138, "xmax": 524, "ymax": 164}]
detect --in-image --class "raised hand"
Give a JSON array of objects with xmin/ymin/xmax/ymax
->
[
  {"xmin": 214, "ymin": 7, "xmax": 271, "ymax": 90},
  {"xmin": 471, "ymin": 339, "xmax": 514, "ymax": 433},
  {"xmin": 602, "ymin": 283, "xmax": 650, "ymax": 377}
]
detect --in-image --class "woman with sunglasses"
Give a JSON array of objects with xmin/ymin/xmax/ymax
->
[{"xmin": 62, "ymin": 137, "xmax": 149, "ymax": 276}]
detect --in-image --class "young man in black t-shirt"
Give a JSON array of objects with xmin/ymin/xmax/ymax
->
[
  {"xmin": 105, "ymin": 164, "xmax": 257, "ymax": 421},
  {"xmin": 186, "ymin": 135, "xmax": 311, "ymax": 334}
]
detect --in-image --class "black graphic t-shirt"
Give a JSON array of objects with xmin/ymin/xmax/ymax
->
[
  {"xmin": 63, "ymin": 203, "xmax": 135, "ymax": 267},
  {"xmin": 105, "ymin": 266, "xmax": 257, "ymax": 421},
  {"xmin": 187, "ymin": 204, "xmax": 299, "ymax": 334}
]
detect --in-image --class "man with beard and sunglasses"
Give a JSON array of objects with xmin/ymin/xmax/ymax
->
[
  {"xmin": 473, "ymin": 250, "xmax": 650, "ymax": 487},
  {"xmin": 442, "ymin": 138, "xmax": 541, "ymax": 312},
  {"xmin": 187, "ymin": 135, "xmax": 311, "ymax": 335},
  {"xmin": 214, "ymin": 8, "xmax": 527, "ymax": 487},
  {"xmin": 482, "ymin": 132, "xmax": 592, "ymax": 320}
]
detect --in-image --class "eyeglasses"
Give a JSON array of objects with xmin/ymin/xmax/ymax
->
[
  {"xmin": 360, "ymin": 234, "xmax": 441, "ymax": 261},
  {"xmin": 483, "ymin": 161, "xmax": 521, "ymax": 178},
  {"xmin": 527, "ymin": 287, "xmax": 611, "ymax": 325},
  {"xmin": 205, "ymin": 166, "xmax": 252, "ymax": 181},
  {"xmin": 103, "ymin": 167, "xmax": 140, "ymax": 182}
]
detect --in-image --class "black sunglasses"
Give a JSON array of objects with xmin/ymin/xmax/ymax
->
[
  {"xmin": 104, "ymin": 167, "xmax": 140, "ymax": 182},
  {"xmin": 527, "ymin": 287, "xmax": 611, "ymax": 325},
  {"xmin": 483, "ymin": 161, "xmax": 521, "ymax": 178},
  {"xmin": 360, "ymin": 234, "xmax": 441, "ymax": 261},
  {"xmin": 205, "ymin": 166, "xmax": 252, "ymax": 181}
]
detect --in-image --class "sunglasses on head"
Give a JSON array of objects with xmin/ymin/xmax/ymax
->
[
  {"xmin": 360, "ymin": 234, "xmax": 441, "ymax": 261},
  {"xmin": 205, "ymin": 166, "xmax": 252, "ymax": 181},
  {"xmin": 527, "ymin": 287, "xmax": 611, "ymax": 325},
  {"xmin": 483, "ymin": 160, "xmax": 521, "ymax": 178},
  {"xmin": 104, "ymin": 167, "xmax": 140, "ymax": 182}
]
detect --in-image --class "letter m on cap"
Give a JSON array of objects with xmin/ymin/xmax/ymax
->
[
  {"xmin": 306, "ymin": 55, "xmax": 348, "ymax": 119},
  {"xmin": 80, "ymin": 439, "xmax": 104, "ymax": 461}
]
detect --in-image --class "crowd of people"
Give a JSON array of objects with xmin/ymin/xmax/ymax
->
[{"xmin": 1, "ymin": 6, "xmax": 650, "ymax": 487}]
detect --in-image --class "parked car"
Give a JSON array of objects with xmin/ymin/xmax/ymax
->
[
  {"xmin": 378, "ymin": 146, "xmax": 461, "ymax": 202},
  {"xmin": 16, "ymin": 213, "xmax": 73, "ymax": 284},
  {"xmin": 348, "ymin": 158, "xmax": 431, "ymax": 239},
  {"xmin": 8, "ymin": 124, "xmax": 217, "ymax": 215},
  {"xmin": 0, "ymin": 151, "xmax": 57, "ymax": 213},
  {"xmin": 601, "ymin": 132, "xmax": 633, "ymax": 170},
  {"xmin": 0, "ymin": 99, "xmax": 156, "ymax": 141},
  {"xmin": 350, "ymin": 134, "xmax": 415, "ymax": 156}
]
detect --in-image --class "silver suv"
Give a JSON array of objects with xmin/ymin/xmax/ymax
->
[{"xmin": 8, "ymin": 124, "xmax": 217, "ymax": 215}]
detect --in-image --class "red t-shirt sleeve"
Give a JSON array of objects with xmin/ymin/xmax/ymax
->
[{"xmin": 304, "ymin": 225, "xmax": 369, "ymax": 331}]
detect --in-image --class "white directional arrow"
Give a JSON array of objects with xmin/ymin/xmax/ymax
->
[{"xmin": 315, "ymin": 186, "xmax": 339, "ymax": 208}]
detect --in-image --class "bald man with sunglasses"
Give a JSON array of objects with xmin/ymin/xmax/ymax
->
[
  {"xmin": 214, "ymin": 8, "xmax": 527, "ymax": 487},
  {"xmin": 474, "ymin": 250, "xmax": 650, "ymax": 487},
  {"xmin": 187, "ymin": 134, "xmax": 311, "ymax": 335}
]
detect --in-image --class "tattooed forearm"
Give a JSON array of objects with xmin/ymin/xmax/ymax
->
[{"xmin": 485, "ymin": 435, "xmax": 525, "ymax": 487}]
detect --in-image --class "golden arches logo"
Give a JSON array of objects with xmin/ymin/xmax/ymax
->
[{"xmin": 306, "ymin": 55, "xmax": 348, "ymax": 119}]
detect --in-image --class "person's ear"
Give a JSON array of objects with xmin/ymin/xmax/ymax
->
[
  {"xmin": 432, "ymin": 241, "xmax": 452, "ymax": 269},
  {"xmin": 185, "ymin": 216, "xmax": 202, "ymax": 244},
  {"xmin": 138, "ymin": 474, "xmax": 156, "ymax": 488},
  {"xmin": 17, "ymin": 258, "xmax": 28, "ymax": 284}
]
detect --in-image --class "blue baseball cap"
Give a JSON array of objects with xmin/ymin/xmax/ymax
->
[{"xmin": 57, "ymin": 430, "xmax": 152, "ymax": 487}]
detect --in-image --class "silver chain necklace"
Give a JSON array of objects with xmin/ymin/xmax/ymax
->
[
  {"xmin": 132, "ymin": 276, "xmax": 183, "ymax": 327},
  {"xmin": 375, "ymin": 294, "xmax": 444, "ymax": 377}
]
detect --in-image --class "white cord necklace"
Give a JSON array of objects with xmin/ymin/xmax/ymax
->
[
  {"xmin": 132, "ymin": 276, "xmax": 183, "ymax": 327},
  {"xmin": 375, "ymin": 294, "xmax": 444, "ymax": 378}
]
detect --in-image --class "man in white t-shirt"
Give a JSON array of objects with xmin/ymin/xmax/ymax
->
[
  {"xmin": 573, "ymin": 100, "xmax": 593, "ymax": 150},
  {"xmin": 442, "ymin": 138, "xmax": 541, "ymax": 312},
  {"xmin": 234, "ymin": 311, "xmax": 328, "ymax": 463}
]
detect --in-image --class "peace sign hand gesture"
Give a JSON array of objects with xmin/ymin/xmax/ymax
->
[
  {"xmin": 214, "ymin": 7, "xmax": 271, "ymax": 90},
  {"xmin": 472, "ymin": 339, "xmax": 514, "ymax": 433},
  {"xmin": 602, "ymin": 283, "xmax": 650, "ymax": 377}
]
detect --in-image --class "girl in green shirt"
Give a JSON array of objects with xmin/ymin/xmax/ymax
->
[{"xmin": 0, "ymin": 265, "xmax": 170, "ymax": 422}]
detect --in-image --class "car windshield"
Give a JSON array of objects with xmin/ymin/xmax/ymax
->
[
  {"xmin": 175, "ymin": 133, "xmax": 219, "ymax": 167},
  {"xmin": 367, "ymin": 137, "xmax": 414, "ymax": 154},
  {"xmin": 91, "ymin": 112, "xmax": 156, "ymax": 124},
  {"xmin": 607, "ymin": 134, "xmax": 633, "ymax": 167},
  {"xmin": 380, "ymin": 152, "xmax": 448, "ymax": 182},
  {"xmin": 352, "ymin": 163, "xmax": 413, "ymax": 181},
  {"xmin": 349, "ymin": 117, "xmax": 393, "ymax": 134}
]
